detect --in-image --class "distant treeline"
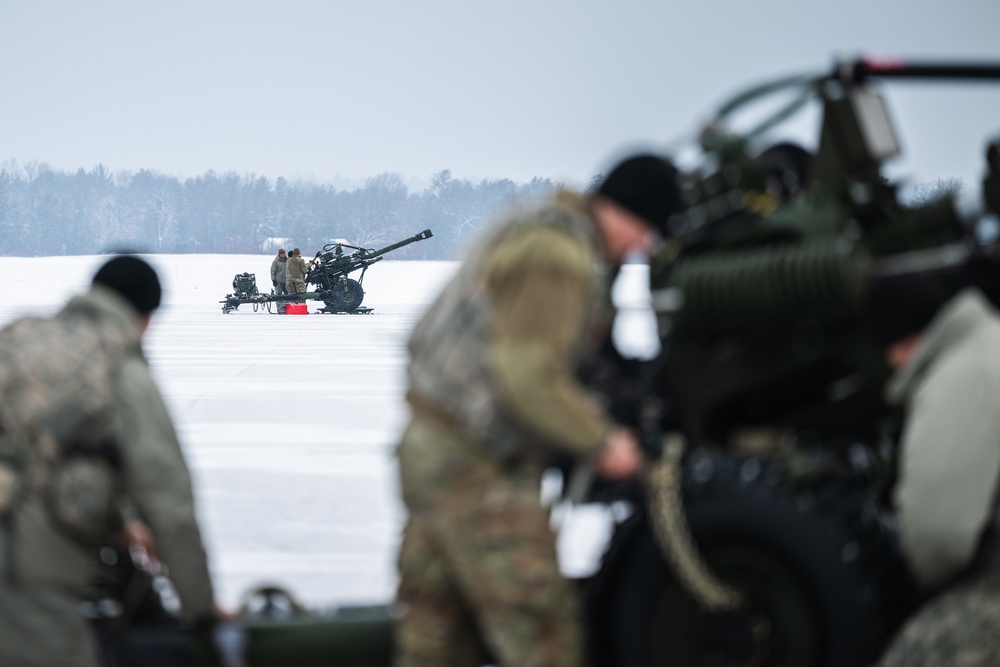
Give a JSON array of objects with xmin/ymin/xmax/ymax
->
[{"xmin": 0, "ymin": 161, "xmax": 570, "ymax": 259}]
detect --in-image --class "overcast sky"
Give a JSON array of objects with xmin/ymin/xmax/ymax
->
[{"xmin": 2, "ymin": 1, "xmax": 998, "ymax": 192}]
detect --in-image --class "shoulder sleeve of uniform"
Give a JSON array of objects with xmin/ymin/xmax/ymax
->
[
  {"xmin": 482, "ymin": 225, "xmax": 592, "ymax": 295},
  {"xmin": 115, "ymin": 355, "xmax": 215, "ymax": 617},
  {"xmin": 481, "ymin": 224, "xmax": 609, "ymax": 456}
]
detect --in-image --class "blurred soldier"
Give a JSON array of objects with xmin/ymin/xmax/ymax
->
[
  {"xmin": 394, "ymin": 153, "xmax": 683, "ymax": 667},
  {"xmin": 0, "ymin": 256, "xmax": 222, "ymax": 667},
  {"xmin": 864, "ymin": 277, "xmax": 1000, "ymax": 666},
  {"xmin": 286, "ymin": 247, "xmax": 309, "ymax": 294},
  {"xmin": 270, "ymin": 247, "xmax": 288, "ymax": 296}
]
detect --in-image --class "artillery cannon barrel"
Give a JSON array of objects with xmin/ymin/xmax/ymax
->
[
  {"xmin": 843, "ymin": 58, "xmax": 1000, "ymax": 83},
  {"xmin": 366, "ymin": 229, "xmax": 433, "ymax": 260}
]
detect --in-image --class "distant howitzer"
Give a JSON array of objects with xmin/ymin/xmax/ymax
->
[
  {"xmin": 305, "ymin": 229, "xmax": 434, "ymax": 311},
  {"xmin": 219, "ymin": 229, "xmax": 433, "ymax": 314}
]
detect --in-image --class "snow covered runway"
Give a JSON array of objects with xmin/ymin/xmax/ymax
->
[{"xmin": 0, "ymin": 254, "xmax": 656, "ymax": 609}]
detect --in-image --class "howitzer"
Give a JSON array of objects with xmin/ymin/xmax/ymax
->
[
  {"xmin": 584, "ymin": 57, "xmax": 1000, "ymax": 667},
  {"xmin": 305, "ymin": 229, "xmax": 434, "ymax": 311},
  {"xmin": 219, "ymin": 229, "xmax": 433, "ymax": 314}
]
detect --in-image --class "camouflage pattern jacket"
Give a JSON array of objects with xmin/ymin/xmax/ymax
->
[
  {"xmin": 286, "ymin": 255, "xmax": 309, "ymax": 282},
  {"xmin": 0, "ymin": 286, "xmax": 214, "ymax": 618},
  {"xmin": 404, "ymin": 190, "xmax": 615, "ymax": 466}
]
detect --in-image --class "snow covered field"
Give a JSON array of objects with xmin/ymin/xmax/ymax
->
[{"xmin": 0, "ymin": 254, "xmax": 657, "ymax": 610}]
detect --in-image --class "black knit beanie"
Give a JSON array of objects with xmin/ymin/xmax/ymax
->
[
  {"xmin": 92, "ymin": 255, "xmax": 162, "ymax": 315},
  {"xmin": 861, "ymin": 274, "xmax": 952, "ymax": 349},
  {"xmin": 597, "ymin": 154, "xmax": 684, "ymax": 237}
]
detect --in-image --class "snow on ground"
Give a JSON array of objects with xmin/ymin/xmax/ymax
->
[{"xmin": 0, "ymin": 254, "xmax": 657, "ymax": 610}]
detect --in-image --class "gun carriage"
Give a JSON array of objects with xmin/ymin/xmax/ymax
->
[{"xmin": 219, "ymin": 229, "xmax": 433, "ymax": 314}]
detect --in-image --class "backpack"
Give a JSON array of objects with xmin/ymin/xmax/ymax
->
[{"xmin": 0, "ymin": 310, "xmax": 126, "ymax": 548}]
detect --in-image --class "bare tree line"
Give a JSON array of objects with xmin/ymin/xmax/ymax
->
[{"xmin": 0, "ymin": 161, "xmax": 557, "ymax": 259}]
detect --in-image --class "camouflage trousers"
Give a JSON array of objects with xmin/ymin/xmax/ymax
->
[
  {"xmin": 394, "ymin": 422, "xmax": 584, "ymax": 667},
  {"xmin": 287, "ymin": 279, "xmax": 306, "ymax": 294},
  {"xmin": 878, "ymin": 563, "xmax": 1000, "ymax": 666}
]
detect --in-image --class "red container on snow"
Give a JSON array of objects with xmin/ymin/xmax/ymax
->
[{"xmin": 285, "ymin": 303, "xmax": 308, "ymax": 315}]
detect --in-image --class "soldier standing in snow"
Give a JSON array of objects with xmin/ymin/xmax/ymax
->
[
  {"xmin": 286, "ymin": 247, "xmax": 309, "ymax": 294},
  {"xmin": 270, "ymin": 248, "xmax": 288, "ymax": 295},
  {"xmin": 394, "ymin": 154, "xmax": 683, "ymax": 667}
]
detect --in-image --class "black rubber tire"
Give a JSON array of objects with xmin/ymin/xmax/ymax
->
[
  {"xmin": 587, "ymin": 454, "xmax": 916, "ymax": 667},
  {"xmin": 333, "ymin": 278, "xmax": 365, "ymax": 311}
]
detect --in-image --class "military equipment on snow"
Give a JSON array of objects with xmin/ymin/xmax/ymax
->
[
  {"xmin": 220, "ymin": 229, "xmax": 433, "ymax": 314},
  {"xmin": 86, "ymin": 554, "xmax": 396, "ymax": 667},
  {"xmin": 583, "ymin": 57, "xmax": 1000, "ymax": 667}
]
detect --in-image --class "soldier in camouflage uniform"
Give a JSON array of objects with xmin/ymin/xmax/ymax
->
[
  {"xmin": 286, "ymin": 247, "xmax": 310, "ymax": 294},
  {"xmin": 865, "ymin": 278, "xmax": 1000, "ymax": 666},
  {"xmin": 0, "ymin": 257, "xmax": 221, "ymax": 667},
  {"xmin": 394, "ymin": 154, "xmax": 683, "ymax": 667}
]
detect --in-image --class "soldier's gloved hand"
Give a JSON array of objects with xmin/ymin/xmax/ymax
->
[
  {"xmin": 272, "ymin": 280, "xmax": 277, "ymax": 287},
  {"xmin": 124, "ymin": 520, "xmax": 158, "ymax": 560},
  {"xmin": 593, "ymin": 427, "xmax": 644, "ymax": 481}
]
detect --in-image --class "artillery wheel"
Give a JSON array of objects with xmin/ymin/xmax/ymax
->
[
  {"xmin": 333, "ymin": 278, "xmax": 365, "ymax": 311},
  {"xmin": 587, "ymin": 454, "xmax": 916, "ymax": 667},
  {"xmin": 240, "ymin": 584, "xmax": 306, "ymax": 618}
]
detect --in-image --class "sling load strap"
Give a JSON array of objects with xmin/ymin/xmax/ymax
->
[{"xmin": 643, "ymin": 433, "xmax": 744, "ymax": 611}]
